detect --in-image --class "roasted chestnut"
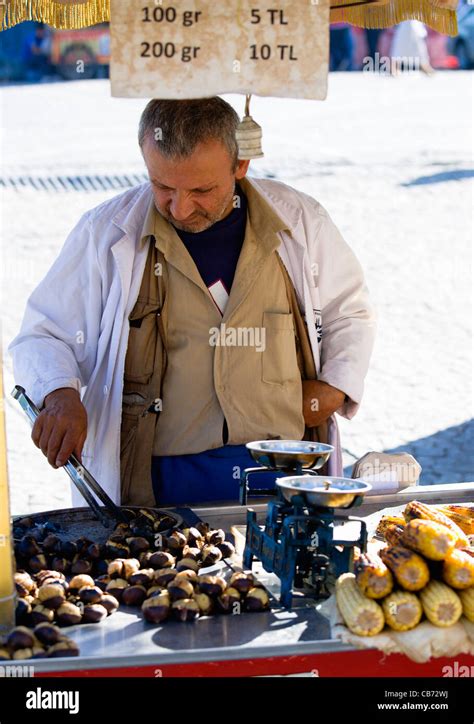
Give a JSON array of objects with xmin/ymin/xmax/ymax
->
[
  {"xmin": 31, "ymin": 604, "xmax": 55, "ymax": 626},
  {"xmin": 105, "ymin": 578, "xmax": 129, "ymax": 602},
  {"xmin": 217, "ymin": 541, "xmax": 235, "ymax": 559},
  {"xmin": 244, "ymin": 587, "xmax": 270, "ymax": 612},
  {"xmin": 107, "ymin": 558, "xmax": 125, "ymax": 578},
  {"xmin": 171, "ymin": 598, "xmax": 199, "ymax": 622},
  {"xmin": 183, "ymin": 527, "xmax": 205, "ymax": 546},
  {"xmin": 142, "ymin": 592, "xmax": 170, "ymax": 623},
  {"xmin": 36, "ymin": 569, "xmax": 66, "ymax": 585},
  {"xmin": 6, "ymin": 626, "xmax": 35, "ymax": 651},
  {"xmin": 56, "ymin": 602, "xmax": 83, "ymax": 626},
  {"xmin": 197, "ymin": 575, "xmax": 226, "ymax": 597},
  {"xmin": 82, "ymin": 604, "xmax": 108, "ymax": 624},
  {"xmin": 17, "ymin": 535, "xmax": 42, "ymax": 559},
  {"xmin": 12, "ymin": 648, "xmax": 34, "ymax": 660},
  {"xmin": 126, "ymin": 536, "xmax": 150, "ymax": 556},
  {"xmin": 94, "ymin": 558, "xmax": 110, "ymax": 576},
  {"xmin": 148, "ymin": 551, "xmax": 175, "ymax": 569},
  {"xmin": 216, "ymin": 587, "xmax": 241, "ymax": 615},
  {"xmin": 78, "ymin": 586, "xmax": 103, "ymax": 605},
  {"xmin": 206, "ymin": 529, "xmax": 226, "ymax": 546},
  {"xmin": 195, "ymin": 522, "xmax": 210, "ymax": 537},
  {"xmin": 0, "ymin": 648, "xmax": 11, "ymax": 660},
  {"xmin": 15, "ymin": 597, "xmax": 32, "ymax": 625},
  {"xmin": 193, "ymin": 592, "xmax": 213, "ymax": 616},
  {"xmin": 200, "ymin": 545, "xmax": 222, "ymax": 567},
  {"xmin": 153, "ymin": 568, "xmax": 178, "ymax": 587},
  {"xmin": 28, "ymin": 554, "xmax": 48, "ymax": 573},
  {"xmin": 50, "ymin": 557, "xmax": 70, "ymax": 574},
  {"xmin": 70, "ymin": 557, "xmax": 93, "ymax": 575},
  {"xmin": 175, "ymin": 569, "xmax": 199, "ymax": 585},
  {"xmin": 59, "ymin": 541, "xmax": 78, "ymax": 559},
  {"xmin": 128, "ymin": 569, "xmax": 154, "ymax": 588},
  {"xmin": 14, "ymin": 571, "xmax": 36, "ymax": 597},
  {"xmin": 122, "ymin": 558, "xmax": 141, "ymax": 579},
  {"xmin": 229, "ymin": 572, "xmax": 255, "ymax": 595},
  {"xmin": 181, "ymin": 546, "xmax": 201, "ymax": 561},
  {"xmin": 166, "ymin": 530, "xmax": 187, "ymax": 555},
  {"xmin": 100, "ymin": 594, "xmax": 119, "ymax": 615},
  {"xmin": 122, "ymin": 585, "xmax": 147, "ymax": 607},
  {"xmin": 31, "ymin": 646, "xmax": 48, "ymax": 659},
  {"xmin": 94, "ymin": 575, "xmax": 112, "ymax": 592},
  {"xmin": 146, "ymin": 586, "xmax": 164, "ymax": 598},
  {"xmin": 69, "ymin": 574, "xmax": 95, "ymax": 593},
  {"xmin": 105, "ymin": 539, "xmax": 130, "ymax": 558},
  {"xmin": 167, "ymin": 577, "xmax": 194, "ymax": 601},
  {"xmin": 47, "ymin": 639, "xmax": 79, "ymax": 658},
  {"xmin": 34, "ymin": 623, "xmax": 62, "ymax": 646},
  {"xmin": 37, "ymin": 583, "xmax": 66, "ymax": 609},
  {"xmin": 176, "ymin": 558, "xmax": 200, "ymax": 573},
  {"xmin": 42, "ymin": 534, "xmax": 61, "ymax": 553}
]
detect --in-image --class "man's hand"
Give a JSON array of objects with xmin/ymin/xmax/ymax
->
[
  {"xmin": 31, "ymin": 388, "xmax": 88, "ymax": 468},
  {"xmin": 302, "ymin": 380, "xmax": 346, "ymax": 427}
]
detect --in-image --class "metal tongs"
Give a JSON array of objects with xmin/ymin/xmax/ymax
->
[{"xmin": 12, "ymin": 385, "xmax": 128, "ymax": 527}]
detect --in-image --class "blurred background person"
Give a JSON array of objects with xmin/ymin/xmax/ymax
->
[
  {"xmin": 330, "ymin": 22, "xmax": 354, "ymax": 71},
  {"xmin": 391, "ymin": 20, "xmax": 435, "ymax": 75},
  {"xmin": 21, "ymin": 22, "xmax": 52, "ymax": 82}
]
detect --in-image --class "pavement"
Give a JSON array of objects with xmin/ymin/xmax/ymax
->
[{"xmin": 1, "ymin": 71, "xmax": 473, "ymax": 515}]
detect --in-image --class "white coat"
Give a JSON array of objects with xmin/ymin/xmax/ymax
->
[{"xmin": 8, "ymin": 177, "xmax": 376, "ymax": 506}]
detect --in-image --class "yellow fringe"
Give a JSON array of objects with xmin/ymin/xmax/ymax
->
[
  {"xmin": 1, "ymin": 0, "xmax": 110, "ymax": 30},
  {"xmin": 330, "ymin": 0, "xmax": 458, "ymax": 36},
  {"xmin": 0, "ymin": 0, "xmax": 458, "ymax": 36}
]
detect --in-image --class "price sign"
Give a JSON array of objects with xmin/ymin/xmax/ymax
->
[{"xmin": 110, "ymin": 0, "xmax": 329, "ymax": 100}]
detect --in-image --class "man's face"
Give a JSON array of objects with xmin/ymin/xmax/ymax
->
[{"xmin": 142, "ymin": 136, "xmax": 249, "ymax": 233}]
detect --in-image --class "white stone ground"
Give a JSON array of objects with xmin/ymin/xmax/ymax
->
[{"xmin": 1, "ymin": 71, "xmax": 472, "ymax": 514}]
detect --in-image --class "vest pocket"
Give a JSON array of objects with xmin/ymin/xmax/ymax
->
[
  {"xmin": 124, "ymin": 299, "xmax": 161, "ymax": 384},
  {"xmin": 262, "ymin": 311, "xmax": 299, "ymax": 385}
]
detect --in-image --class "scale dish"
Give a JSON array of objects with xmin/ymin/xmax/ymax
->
[
  {"xmin": 246, "ymin": 440, "xmax": 334, "ymax": 471},
  {"xmin": 276, "ymin": 476, "xmax": 372, "ymax": 508}
]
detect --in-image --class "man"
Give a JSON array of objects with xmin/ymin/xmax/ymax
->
[{"xmin": 9, "ymin": 97, "xmax": 376, "ymax": 507}]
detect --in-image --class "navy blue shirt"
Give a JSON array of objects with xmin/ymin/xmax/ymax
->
[{"xmin": 173, "ymin": 184, "xmax": 247, "ymax": 299}]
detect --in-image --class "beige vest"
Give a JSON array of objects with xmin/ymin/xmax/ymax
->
[{"xmin": 151, "ymin": 189, "xmax": 305, "ymax": 455}]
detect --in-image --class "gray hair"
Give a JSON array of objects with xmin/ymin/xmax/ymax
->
[{"xmin": 138, "ymin": 97, "xmax": 240, "ymax": 170}]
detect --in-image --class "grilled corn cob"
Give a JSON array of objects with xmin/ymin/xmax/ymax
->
[
  {"xmin": 459, "ymin": 587, "xmax": 474, "ymax": 622},
  {"xmin": 384, "ymin": 524, "xmax": 405, "ymax": 547},
  {"xmin": 355, "ymin": 553, "xmax": 394, "ymax": 599},
  {"xmin": 419, "ymin": 581, "xmax": 462, "ymax": 627},
  {"xmin": 435, "ymin": 506, "xmax": 474, "ymax": 535},
  {"xmin": 380, "ymin": 545, "xmax": 430, "ymax": 591},
  {"xmin": 400, "ymin": 519, "xmax": 457, "ymax": 561},
  {"xmin": 404, "ymin": 501, "xmax": 470, "ymax": 548},
  {"xmin": 376, "ymin": 515, "xmax": 406, "ymax": 538},
  {"xmin": 335, "ymin": 573, "xmax": 385, "ymax": 636},
  {"xmin": 382, "ymin": 591, "xmax": 423, "ymax": 631},
  {"xmin": 441, "ymin": 549, "xmax": 474, "ymax": 589}
]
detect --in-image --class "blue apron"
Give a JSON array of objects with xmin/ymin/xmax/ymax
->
[{"xmin": 151, "ymin": 445, "xmax": 287, "ymax": 505}]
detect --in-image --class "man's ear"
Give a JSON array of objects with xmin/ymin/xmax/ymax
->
[{"xmin": 235, "ymin": 158, "xmax": 250, "ymax": 179}]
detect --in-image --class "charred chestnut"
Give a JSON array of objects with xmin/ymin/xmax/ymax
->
[
  {"xmin": 34, "ymin": 623, "xmax": 62, "ymax": 646},
  {"xmin": 93, "ymin": 558, "xmax": 110, "ymax": 576},
  {"xmin": 216, "ymin": 587, "xmax": 241, "ymax": 615},
  {"xmin": 166, "ymin": 530, "xmax": 187, "ymax": 555},
  {"xmin": 82, "ymin": 604, "xmax": 108, "ymax": 624},
  {"xmin": 18, "ymin": 535, "xmax": 42, "ymax": 558},
  {"xmin": 148, "ymin": 551, "xmax": 176, "ymax": 569},
  {"xmin": 183, "ymin": 527, "xmax": 205, "ymax": 546},
  {"xmin": 175, "ymin": 569, "xmax": 199, "ymax": 585},
  {"xmin": 56, "ymin": 602, "xmax": 83, "ymax": 626},
  {"xmin": 50, "ymin": 557, "xmax": 70, "ymax": 575},
  {"xmin": 15, "ymin": 597, "xmax": 32, "ymax": 625},
  {"xmin": 181, "ymin": 546, "xmax": 201, "ymax": 561},
  {"xmin": 197, "ymin": 575, "xmax": 226, "ymax": 597},
  {"xmin": 59, "ymin": 540, "xmax": 78, "ymax": 559},
  {"xmin": 142, "ymin": 592, "xmax": 170, "ymax": 623},
  {"xmin": 78, "ymin": 586, "xmax": 103, "ymax": 605},
  {"xmin": 42, "ymin": 534, "xmax": 61, "ymax": 553},
  {"xmin": 105, "ymin": 539, "xmax": 130, "ymax": 558},
  {"xmin": 167, "ymin": 577, "xmax": 194, "ymax": 601},
  {"xmin": 122, "ymin": 585, "xmax": 147, "ymax": 607},
  {"xmin": 94, "ymin": 575, "xmax": 112, "ymax": 592},
  {"xmin": 244, "ymin": 587, "xmax": 270, "ymax": 612},
  {"xmin": 14, "ymin": 571, "xmax": 36, "ymax": 597},
  {"xmin": 171, "ymin": 598, "xmax": 199, "ymax": 622}
]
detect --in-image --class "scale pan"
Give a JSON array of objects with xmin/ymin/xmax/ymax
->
[
  {"xmin": 276, "ymin": 476, "xmax": 372, "ymax": 508},
  {"xmin": 246, "ymin": 440, "xmax": 334, "ymax": 470}
]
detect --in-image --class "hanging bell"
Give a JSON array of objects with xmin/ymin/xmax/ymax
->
[{"xmin": 236, "ymin": 95, "xmax": 264, "ymax": 160}]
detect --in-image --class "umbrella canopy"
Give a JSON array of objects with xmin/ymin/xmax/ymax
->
[{"xmin": 0, "ymin": 0, "xmax": 458, "ymax": 35}]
